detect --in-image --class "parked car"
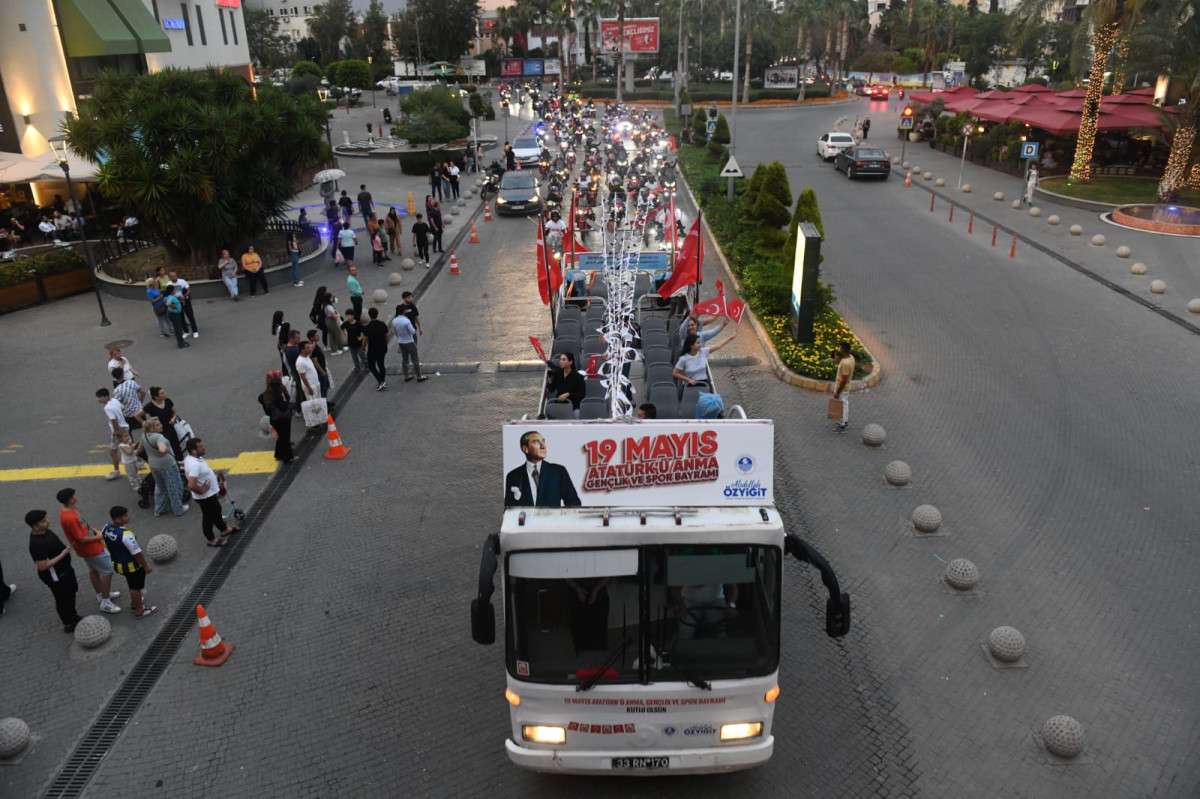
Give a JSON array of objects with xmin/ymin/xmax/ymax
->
[
  {"xmin": 835, "ymin": 146, "xmax": 891, "ymax": 180},
  {"xmin": 817, "ymin": 131, "xmax": 857, "ymax": 160},
  {"xmin": 495, "ymin": 171, "xmax": 542, "ymax": 216}
]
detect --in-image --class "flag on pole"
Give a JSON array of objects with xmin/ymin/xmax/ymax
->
[
  {"xmin": 657, "ymin": 217, "xmax": 703, "ymax": 299},
  {"xmin": 692, "ymin": 293, "xmax": 727, "ymax": 317},
  {"xmin": 536, "ymin": 217, "xmax": 551, "ymax": 305},
  {"xmin": 726, "ymin": 298, "xmax": 747, "ymax": 324},
  {"xmin": 529, "ymin": 336, "xmax": 548, "ymax": 361}
]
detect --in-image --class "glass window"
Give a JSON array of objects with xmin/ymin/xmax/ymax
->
[
  {"xmin": 500, "ymin": 172, "xmax": 536, "ymax": 190},
  {"xmin": 512, "ymin": 137, "xmax": 538, "ymax": 149},
  {"xmin": 194, "ymin": 5, "xmax": 207, "ymax": 46}
]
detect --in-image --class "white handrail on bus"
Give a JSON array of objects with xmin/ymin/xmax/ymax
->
[{"xmin": 727, "ymin": 404, "xmax": 748, "ymax": 419}]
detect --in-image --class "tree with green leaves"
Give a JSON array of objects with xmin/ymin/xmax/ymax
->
[
  {"xmin": 64, "ymin": 69, "xmax": 324, "ymax": 264},
  {"xmin": 356, "ymin": 0, "xmax": 391, "ymax": 67},
  {"xmin": 784, "ymin": 187, "xmax": 824, "ymax": 266},
  {"xmin": 307, "ymin": 0, "xmax": 355, "ymax": 64},
  {"xmin": 392, "ymin": 0, "xmax": 479, "ymax": 64},
  {"xmin": 292, "ymin": 60, "xmax": 324, "ymax": 79},
  {"xmin": 326, "ymin": 59, "xmax": 372, "ymax": 90},
  {"xmin": 245, "ymin": 8, "xmax": 292, "ymax": 69},
  {"xmin": 394, "ymin": 87, "xmax": 471, "ymax": 148}
]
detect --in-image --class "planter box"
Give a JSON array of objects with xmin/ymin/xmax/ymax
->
[
  {"xmin": 0, "ymin": 280, "xmax": 43, "ymax": 314},
  {"xmin": 43, "ymin": 268, "xmax": 94, "ymax": 300}
]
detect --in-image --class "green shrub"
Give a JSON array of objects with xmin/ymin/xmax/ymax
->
[
  {"xmin": 784, "ymin": 187, "xmax": 825, "ymax": 266},
  {"xmin": 692, "ymin": 111, "xmax": 708, "ymax": 140},
  {"xmin": 759, "ymin": 162, "xmax": 792, "ymax": 212},
  {"xmin": 751, "ymin": 191, "xmax": 791, "ymax": 229},
  {"xmin": 714, "ymin": 114, "xmax": 731, "ymax": 144},
  {"xmin": 468, "ymin": 92, "xmax": 487, "ymax": 117},
  {"xmin": 291, "ymin": 60, "xmax": 323, "ymax": 79},
  {"xmin": 743, "ymin": 165, "xmax": 768, "ymax": 210},
  {"xmin": 398, "ymin": 146, "xmax": 467, "ymax": 175},
  {"xmin": 706, "ymin": 138, "xmax": 725, "ymax": 159},
  {"xmin": 0, "ymin": 248, "xmax": 87, "ymax": 288},
  {"xmin": 400, "ymin": 86, "xmax": 471, "ymax": 128}
]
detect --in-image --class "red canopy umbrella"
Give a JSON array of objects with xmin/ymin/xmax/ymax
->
[
  {"xmin": 1011, "ymin": 83, "xmax": 1052, "ymax": 93},
  {"xmin": 1014, "ymin": 106, "xmax": 1166, "ymax": 133},
  {"xmin": 1055, "ymin": 88, "xmax": 1089, "ymax": 98},
  {"xmin": 944, "ymin": 96, "xmax": 991, "ymax": 113},
  {"xmin": 976, "ymin": 90, "xmax": 1010, "ymax": 99},
  {"xmin": 908, "ymin": 91, "xmax": 936, "ymax": 105},
  {"xmin": 1104, "ymin": 92, "xmax": 1156, "ymax": 105},
  {"xmin": 973, "ymin": 102, "xmax": 1027, "ymax": 123},
  {"xmin": 947, "ymin": 85, "xmax": 980, "ymax": 95}
]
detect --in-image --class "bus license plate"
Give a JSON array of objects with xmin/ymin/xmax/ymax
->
[{"xmin": 611, "ymin": 757, "xmax": 670, "ymax": 771}]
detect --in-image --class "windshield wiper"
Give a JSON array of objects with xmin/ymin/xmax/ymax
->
[
  {"xmin": 681, "ymin": 674, "xmax": 712, "ymax": 691},
  {"xmin": 577, "ymin": 633, "xmax": 635, "ymax": 692}
]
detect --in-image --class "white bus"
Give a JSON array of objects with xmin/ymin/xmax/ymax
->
[{"xmin": 470, "ymin": 413, "xmax": 851, "ymax": 775}]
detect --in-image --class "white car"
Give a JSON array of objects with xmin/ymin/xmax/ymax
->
[
  {"xmin": 817, "ymin": 131, "xmax": 856, "ymax": 160},
  {"xmin": 511, "ymin": 136, "xmax": 541, "ymax": 166}
]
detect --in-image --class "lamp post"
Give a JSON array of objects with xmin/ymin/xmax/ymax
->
[
  {"xmin": 727, "ymin": 0, "xmax": 741, "ymax": 202},
  {"xmin": 317, "ymin": 89, "xmax": 334, "ymax": 150},
  {"xmin": 48, "ymin": 135, "xmax": 110, "ymax": 327},
  {"xmin": 368, "ymin": 55, "xmax": 377, "ymax": 107}
]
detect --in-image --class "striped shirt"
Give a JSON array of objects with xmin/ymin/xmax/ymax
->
[{"xmin": 112, "ymin": 379, "xmax": 143, "ymax": 417}]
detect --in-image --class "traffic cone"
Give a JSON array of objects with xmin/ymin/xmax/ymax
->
[
  {"xmin": 904, "ymin": 171, "xmax": 912, "ymax": 188},
  {"xmin": 469, "ymin": 222, "xmax": 480, "ymax": 244},
  {"xmin": 193, "ymin": 604, "xmax": 233, "ymax": 667},
  {"xmin": 406, "ymin": 191, "xmax": 416, "ymax": 216},
  {"xmin": 449, "ymin": 252, "xmax": 461, "ymax": 275},
  {"xmin": 324, "ymin": 415, "xmax": 350, "ymax": 460},
  {"xmin": 484, "ymin": 203, "xmax": 493, "ymax": 222}
]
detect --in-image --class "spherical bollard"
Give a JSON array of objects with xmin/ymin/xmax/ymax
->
[
  {"xmin": 1028, "ymin": 206, "xmax": 1042, "ymax": 217},
  {"xmin": 1188, "ymin": 298, "xmax": 1200, "ymax": 314},
  {"xmin": 961, "ymin": 183, "xmax": 971, "ymax": 193},
  {"xmin": 987, "ymin": 626, "xmax": 1026, "ymax": 662},
  {"xmin": 388, "ymin": 272, "xmax": 403, "ymax": 286},
  {"xmin": 74, "ymin": 614, "xmax": 112, "ymax": 649},
  {"xmin": 0, "ymin": 718, "xmax": 31, "ymax": 759},
  {"xmin": 457, "ymin": 199, "xmax": 467, "ymax": 208},
  {"xmin": 1041, "ymin": 715, "xmax": 1085, "ymax": 759},
  {"xmin": 912, "ymin": 504, "xmax": 943, "ymax": 533},
  {"xmin": 400, "ymin": 257, "xmax": 416, "ymax": 271},
  {"xmin": 1130, "ymin": 262, "xmax": 1147, "ymax": 275},
  {"xmin": 944, "ymin": 558, "xmax": 979, "ymax": 590},
  {"xmin": 892, "ymin": 157, "xmax": 900, "ymax": 166},
  {"xmin": 902, "ymin": 161, "xmax": 910, "ymax": 170},
  {"xmin": 1011, "ymin": 199, "xmax": 1022, "ymax": 209},
  {"xmin": 1090, "ymin": 234, "xmax": 1106, "ymax": 246},
  {"xmin": 371, "ymin": 288, "xmax": 388, "ymax": 304},
  {"xmin": 910, "ymin": 165, "xmax": 920, "ymax": 174},
  {"xmin": 1115, "ymin": 245, "xmax": 1131, "ymax": 258},
  {"xmin": 884, "ymin": 460, "xmax": 911, "ymax": 486},
  {"xmin": 993, "ymin": 191, "xmax": 1005, "ymax": 201},
  {"xmin": 934, "ymin": 177, "xmax": 945, "ymax": 187},
  {"xmin": 1069, "ymin": 224, "xmax": 1083, "ymax": 236},
  {"xmin": 450, "ymin": 207, "xmax": 460, "ymax": 216},
  {"xmin": 922, "ymin": 171, "xmax": 933, "ymax": 181},
  {"xmin": 1150, "ymin": 280, "xmax": 1166, "ymax": 295},
  {"xmin": 145, "ymin": 534, "xmax": 177, "ymax": 564},
  {"xmin": 1047, "ymin": 215, "xmax": 1060, "ymax": 225},
  {"xmin": 861, "ymin": 423, "xmax": 887, "ymax": 447}
]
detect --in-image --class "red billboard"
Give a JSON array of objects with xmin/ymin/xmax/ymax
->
[
  {"xmin": 501, "ymin": 58, "xmax": 524, "ymax": 77},
  {"xmin": 599, "ymin": 18, "xmax": 660, "ymax": 54}
]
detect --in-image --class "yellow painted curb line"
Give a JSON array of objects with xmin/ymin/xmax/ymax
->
[{"xmin": 0, "ymin": 451, "xmax": 279, "ymax": 483}]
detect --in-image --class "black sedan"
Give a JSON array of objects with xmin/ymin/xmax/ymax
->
[
  {"xmin": 835, "ymin": 146, "xmax": 891, "ymax": 180},
  {"xmin": 495, "ymin": 170, "xmax": 543, "ymax": 216}
]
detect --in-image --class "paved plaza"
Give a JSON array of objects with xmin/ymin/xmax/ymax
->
[{"xmin": 0, "ymin": 95, "xmax": 1197, "ymax": 799}]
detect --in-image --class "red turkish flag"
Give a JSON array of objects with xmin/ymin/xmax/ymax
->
[
  {"xmin": 715, "ymin": 279, "xmax": 725, "ymax": 296},
  {"xmin": 657, "ymin": 217, "xmax": 703, "ymax": 299},
  {"xmin": 529, "ymin": 335, "xmax": 548, "ymax": 361},
  {"xmin": 726, "ymin": 298, "xmax": 747, "ymax": 324},
  {"xmin": 693, "ymin": 294, "xmax": 727, "ymax": 317},
  {"xmin": 536, "ymin": 218, "xmax": 550, "ymax": 305}
]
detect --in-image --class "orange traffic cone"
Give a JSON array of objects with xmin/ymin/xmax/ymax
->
[
  {"xmin": 324, "ymin": 415, "xmax": 350, "ymax": 460},
  {"xmin": 469, "ymin": 222, "xmax": 480, "ymax": 244},
  {"xmin": 904, "ymin": 171, "xmax": 912, "ymax": 188},
  {"xmin": 484, "ymin": 203, "xmax": 493, "ymax": 222},
  {"xmin": 449, "ymin": 252, "xmax": 461, "ymax": 275},
  {"xmin": 193, "ymin": 604, "xmax": 233, "ymax": 667}
]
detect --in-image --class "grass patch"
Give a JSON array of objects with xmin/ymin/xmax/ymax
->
[{"xmin": 1039, "ymin": 175, "xmax": 1200, "ymax": 207}]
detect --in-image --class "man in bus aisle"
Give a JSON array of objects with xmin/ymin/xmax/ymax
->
[
  {"xmin": 832, "ymin": 341, "xmax": 855, "ymax": 432},
  {"xmin": 504, "ymin": 431, "xmax": 581, "ymax": 508},
  {"xmin": 101, "ymin": 506, "xmax": 157, "ymax": 618},
  {"xmin": 56, "ymin": 488, "xmax": 121, "ymax": 614},
  {"xmin": 391, "ymin": 308, "xmax": 426, "ymax": 383},
  {"xmin": 363, "ymin": 307, "xmax": 391, "ymax": 391},
  {"xmin": 26, "ymin": 510, "xmax": 83, "ymax": 632},
  {"xmin": 183, "ymin": 439, "xmax": 240, "ymax": 548},
  {"xmin": 411, "ymin": 213, "xmax": 430, "ymax": 266}
]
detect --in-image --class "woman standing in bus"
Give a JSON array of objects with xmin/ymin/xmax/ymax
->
[{"xmin": 672, "ymin": 329, "xmax": 738, "ymax": 388}]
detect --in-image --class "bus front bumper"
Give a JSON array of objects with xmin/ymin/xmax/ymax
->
[{"xmin": 505, "ymin": 735, "xmax": 773, "ymax": 775}]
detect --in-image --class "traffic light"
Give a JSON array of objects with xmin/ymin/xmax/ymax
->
[
  {"xmin": 707, "ymin": 105, "xmax": 718, "ymax": 120},
  {"xmin": 902, "ymin": 105, "xmax": 914, "ymax": 119}
]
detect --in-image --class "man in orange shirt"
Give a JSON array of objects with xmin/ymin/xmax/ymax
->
[
  {"xmin": 56, "ymin": 488, "xmax": 121, "ymax": 613},
  {"xmin": 241, "ymin": 244, "xmax": 269, "ymax": 296}
]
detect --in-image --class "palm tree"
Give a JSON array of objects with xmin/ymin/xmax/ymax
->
[{"xmin": 494, "ymin": 6, "xmax": 515, "ymax": 56}]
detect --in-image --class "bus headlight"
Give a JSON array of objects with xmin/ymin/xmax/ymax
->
[
  {"xmin": 522, "ymin": 724, "xmax": 566, "ymax": 745},
  {"xmin": 719, "ymin": 722, "xmax": 764, "ymax": 742}
]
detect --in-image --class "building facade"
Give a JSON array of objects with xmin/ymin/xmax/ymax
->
[
  {"xmin": 0, "ymin": 0, "xmax": 251, "ymax": 158},
  {"xmin": 243, "ymin": 0, "xmax": 315, "ymax": 43}
]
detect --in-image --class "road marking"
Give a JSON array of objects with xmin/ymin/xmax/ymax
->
[{"xmin": 0, "ymin": 450, "xmax": 279, "ymax": 483}]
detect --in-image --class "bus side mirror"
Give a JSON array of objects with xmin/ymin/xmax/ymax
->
[
  {"xmin": 826, "ymin": 593, "xmax": 851, "ymax": 638},
  {"xmin": 471, "ymin": 598, "xmax": 496, "ymax": 645}
]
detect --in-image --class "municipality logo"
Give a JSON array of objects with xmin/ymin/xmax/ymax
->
[{"xmin": 735, "ymin": 454, "xmax": 755, "ymax": 474}]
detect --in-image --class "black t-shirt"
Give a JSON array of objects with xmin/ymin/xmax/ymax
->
[
  {"xmin": 343, "ymin": 320, "xmax": 365, "ymax": 348},
  {"xmin": 364, "ymin": 319, "xmax": 389, "ymax": 351},
  {"xmin": 396, "ymin": 302, "xmax": 419, "ymax": 324},
  {"xmin": 338, "ymin": 195, "xmax": 353, "ymax": 211},
  {"xmin": 29, "ymin": 531, "xmax": 74, "ymax": 587},
  {"xmin": 284, "ymin": 344, "xmax": 300, "ymax": 371},
  {"xmin": 412, "ymin": 222, "xmax": 429, "ymax": 242}
]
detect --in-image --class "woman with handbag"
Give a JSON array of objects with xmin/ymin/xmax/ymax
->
[
  {"xmin": 310, "ymin": 287, "xmax": 331, "ymax": 348},
  {"xmin": 323, "ymin": 292, "xmax": 347, "ymax": 354},
  {"xmin": 143, "ymin": 386, "xmax": 185, "ymax": 461},
  {"xmin": 145, "ymin": 278, "xmax": 173, "ymax": 338},
  {"xmin": 258, "ymin": 371, "xmax": 295, "ymax": 463}
]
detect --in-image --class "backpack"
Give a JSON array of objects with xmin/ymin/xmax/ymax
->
[{"xmin": 695, "ymin": 392, "xmax": 725, "ymax": 419}]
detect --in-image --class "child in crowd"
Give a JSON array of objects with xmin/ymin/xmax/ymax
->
[{"xmin": 101, "ymin": 506, "xmax": 157, "ymax": 618}]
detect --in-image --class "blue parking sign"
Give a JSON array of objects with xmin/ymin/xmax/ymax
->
[{"xmin": 1020, "ymin": 141, "xmax": 1040, "ymax": 161}]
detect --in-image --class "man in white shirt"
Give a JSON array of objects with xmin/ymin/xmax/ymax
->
[
  {"xmin": 183, "ymin": 438, "xmax": 238, "ymax": 547},
  {"xmin": 38, "ymin": 217, "xmax": 57, "ymax": 242},
  {"xmin": 96, "ymin": 388, "xmax": 128, "ymax": 481},
  {"xmin": 106, "ymin": 346, "xmax": 137, "ymax": 384},
  {"xmin": 168, "ymin": 271, "xmax": 199, "ymax": 338},
  {"xmin": 294, "ymin": 340, "xmax": 322, "ymax": 399},
  {"xmin": 391, "ymin": 312, "xmax": 426, "ymax": 382}
]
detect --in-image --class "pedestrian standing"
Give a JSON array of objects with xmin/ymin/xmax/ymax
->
[
  {"xmin": 96, "ymin": 387, "xmax": 128, "ymax": 481},
  {"xmin": 142, "ymin": 418, "xmax": 188, "ymax": 516},
  {"xmin": 392, "ymin": 309, "xmax": 427, "ymax": 383},
  {"xmin": 371, "ymin": 227, "xmax": 386, "ymax": 266},
  {"xmin": 386, "ymin": 207, "xmax": 402, "ymax": 255},
  {"xmin": 831, "ymin": 341, "xmax": 854, "ymax": 432},
  {"xmin": 184, "ymin": 438, "xmax": 239, "ymax": 548},
  {"xmin": 101, "ymin": 507, "xmax": 157, "ymax": 618},
  {"xmin": 56, "ymin": 488, "xmax": 121, "ymax": 614},
  {"xmin": 143, "ymin": 387, "xmax": 184, "ymax": 460},
  {"xmin": 397, "ymin": 290, "xmax": 423, "ymax": 336},
  {"xmin": 448, "ymin": 161, "xmax": 461, "ymax": 200},
  {"xmin": 861, "ymin": 118, "xmax": 871, "ymax": 140},
  {"xmin": 145, "ymin": 279, "xmax": 173, "ymax": 338},
  {"xmin": 338, "ymin": 189, "xmax": 354, "ymax": 223},
  {"xmin": 310, "ymin": 286, "xmax": 332, "ymax": 348},
  {"xmin": 283, "ymin": 328, "xmax": 305, "ymax": 414},
  {"xmin": 505, "ymin": 142, "xmax": 516, "ymax": 171},
  {"xmin": 430, "ymin": 163, "xmax": 443, "ymax": 202},
  {"xmin": 342, "ymin": 309, "xmax": 366, "ymax": 372},
  {"xmin": 325, "ymin": 201, "xmax": 341, "ymax": 260},
  {"xmin": 324, "ymin": 293, "xmax": 347, "ymax": 355},
  {"xmin": 111, "ymin": 368, "xmax": 146, "ymax": 433},
  {"xmin": 241, "ymin": 245, "xmax": 268, "ymax": 295},
  {"xmin": 357, "ymin": 184, "xmax": 374, "ymax": 229},
  {"xmin": 272, "ymin": 311, "xmax": 291, "ymax": 372},
  {"xmin": 429, "ymin": 200, "xmax": 444, "ymax": 254},
  {"xmin": 0, "ymin": 557, "xmax": 13, "ymax": 617},
  {"xmin": 294, "ymin": 339, "xmax": 322, "ymax": 400},
  {"xmin": 116, "ymin": 430, "xmax": 143, "ymax": 490},
  {"xmin": 168, "ymin": 271, "xmax": 200, "ymax": 338},
  {"xmin": 337, "ymin": 222, "xmax": 356, "ymax": 265},
  {"xmin": 162, "ymin": 285, "xmax": 191, "ymax": 349},
  {"xmin": 1024, "ymin": 163, "xmax": 1039, "ymax": 205},
  {"xmin": 411, "ymin": 214, "xmax": 430, "ymax": 265},
  {"xmin": 258, "ymin": 371, "xmax": 295, "ymax": 463},
  {"xmin": 26, "ymin": 509, "xmax": 83, "ymax": 632},
  {"xmin": 364, "ymin": 306, "xmax": 390, "ymax": 390},
  {"xmin": 346, "ymin": 264, "xmax": 364, "ymax": 319},
  {"xmin": 287, "ymin": 230, "xmax": 304, "ymax": 287},
  {"xmin": 306, "ymin": 330, "xmax": 332, "ymax": 396},
  {"xmin": 218, "ymin": 248, "xmax": 240, "ymax": 300},
  {"xmin": 107, "ymin": 346, "xmax": 137, "ymax": 386}
]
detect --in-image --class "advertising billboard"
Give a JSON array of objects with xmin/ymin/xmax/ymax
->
[
  {"xmin": 599, "ymin": 18, "xmax": 660, "ymax": 54},
  {"xmin": 523, "ymin": 59, "xmax": 544, "ymax": 76},
  {"xmin": 764, "ymin": 67, "xmax": 799, "ymax": 90},
  {"xmin": 573, "ymin": 251, "xmax": 670, "ymax": 273},
  {"xmin": 501, "ymin": 58, "xmax": 524, "ymax": 77},
  {"xmin": 460, "ymin": 58, "xmax": 486, "ymax": 77},
  {"xmin": 502, "ymin": 421, "xmax": 775, "ymax": 508},
  {"xmin": 543, "ymin": 58, "xmax": 562, "ymax": 76}
]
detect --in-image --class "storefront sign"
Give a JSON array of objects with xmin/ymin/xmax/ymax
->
[
  {"xmin": 162, "ymin": 18, "xmax": 186, "ymax": 30},
  {"xmin": 460, "ymin": 58, "xmax": 486, "ymax": 77},
  {"xmin": 764, "ymin": 67, "xmax": 798, "ymax": 90},
  {"xmin": 216, "ymin": 0, "xmax": 241, "ymax": 7},
  {"xmin": 523, "ymin": 59, "xmax": 544, "ymax": 76},
  {"xmin": 543, "ymin": 58, "xmax": 562, "ymax": 76},
  {"xmin": 502, "ymin": 420, "xmax": 774, "ymax": 507},
  {"xmin": 501, "ymin": 58, "xmax": 524, "ymax": 77},
  {"xmin": 599, "ymin": 18, "xmax": 660, "ymax": 54}
]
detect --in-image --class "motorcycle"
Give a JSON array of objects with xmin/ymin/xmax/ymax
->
[{"xmin": 480, "ymin": 161, "xmax": 505, "ymax": 197}]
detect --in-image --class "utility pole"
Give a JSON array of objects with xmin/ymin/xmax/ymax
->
[
  {"xmin": 726, "ymin": 0, "xmax": 741, "ymax": 202},
  {"xmin": 616, "ymin": 0, "xmax": 625, "ymax": 102},
  {"xmin": 673, "ymin": 0, "xmax": 684, "ymax": 109}
]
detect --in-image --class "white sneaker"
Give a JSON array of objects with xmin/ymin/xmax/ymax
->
[
  {"xmin": 181, "ymin": 504, "xmax": 190, "ymax": 512},
  {"xmin": 105, "ymin": 470, "xmax": 121, "ymax": 481},
  {"xmin": 294, "ymin": 281, "xmax": 305, "ymax": 287},
  {"xmin": 99, "ymin": 598, "xmax": 121, "ymax": 614},
  {"xmin": 6, "ymin": 584, "xmax": 14, "ymax": 595},
  {"xmin": 192, "ymin": 331, "xmax": 199, "ymax": 338},
  {"xmin": 108, "ymin": 590, "xmax": 121, "ymax": 599}
]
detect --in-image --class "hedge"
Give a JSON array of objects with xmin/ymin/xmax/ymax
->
[
  {"xmin": 574, "ymin": 86, "xmax": 828, "ymax": 102},
  {"xmin": 398, "ymin": 146, "xmax": 468, "ymax": 175},
  {"xmin": 0, "ymin": 248, "xmax": 88, "ymax": 288}
]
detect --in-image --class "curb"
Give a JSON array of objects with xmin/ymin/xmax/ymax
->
[
  {"xmin": 675, "ymin": 163, "xmax": 883, "ymax": 394},
  {"xmin": 1033, "ymin": 184, "xmax": 1120, "ymax": 212}
]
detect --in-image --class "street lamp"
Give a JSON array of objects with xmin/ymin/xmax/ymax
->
[
  {"xmin": 47, "ymin": 134, "xmax": 110, "ymax": 327},
  {"xmin": 368, "ymin": 55, "xmax": 376, "ymax": 107},
  {"xmin": 317, "ymin": 89, "xmax": 333, "ymax": 149}
]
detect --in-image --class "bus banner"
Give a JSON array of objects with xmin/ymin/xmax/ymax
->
[{"xmin": 502, "ymin": 420, "xmax": 774, "ymax": 507}]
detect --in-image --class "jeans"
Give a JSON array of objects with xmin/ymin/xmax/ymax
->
[
  {"xmin": 49, "ymin": 570, "xmax": 82, "ymax": 626},
  {"xmin": 290, "ymin": 251, "xmax": 301, "ymax": 284},
  {"xmin": 367, "ymin": 349, "xmax": 387, "ymax": 384},
  {"xmin": 431, "ymin": 179, "xmax": 442, "ymax": 201},
  {"xmin": 431, "ymin": 228, "xmax": 443, "ymax": 253},
  {"xmin": 154, "ymin": 309, "xmax": 173, "ymax": 336},
  {"xmin": 449, "ymin": 178, "xmax": 460, "ymax": 200},
  {"xmin": 246, "ymin": 270, "xmax": 269, "ymax": 295},
  {"xmin": 180, "ymin": 297, "xmax": 198, "ymax": 333},
  {"xmin": 399, "ymin": 341, "xmax": 422, "ymax": 378},
  {"xmin": 351, "ymin": 294, "xmax": 363, "ymax": 319},
  {"xmin": 168, "ymin": 312, "xmax": 188, "ymax": 347},
  {"xmin": 196, "ymin": 495, "xmax": 229, "ymax": 542},
  {"xmin": 349, "ymin": 346, "xmax": 365, "ymax": 371},
  {"xmin": 152, "ymin": 464, "xmax": 187, "ymax": 516},
  {"xmin": 222, "ymin": 275, "xmax": 239, "ymax": 297},
  {"xmin": 415, "ymin": 239, "xmax": 429, "ymax": 263},
  {"xmin": 835, "ymin": 393, "xmax": 849, "ymax": 424}
]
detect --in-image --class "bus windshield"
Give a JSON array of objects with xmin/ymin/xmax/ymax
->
[{"xmin": 507, "ymin": 545, "xmax": 780, "ymax": 686}]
